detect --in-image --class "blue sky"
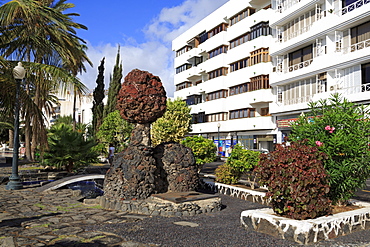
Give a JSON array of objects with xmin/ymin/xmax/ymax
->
[{"xmin": 70, "ymin": 0, "xmax": 228, "ymax": 97}]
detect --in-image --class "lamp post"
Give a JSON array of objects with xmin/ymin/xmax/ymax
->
[
  {"xmin": 217, "ymin": 122, "xmax": 221, "ymax": 159},
  {"xmin": 6, "ymin": 62, "xmax": 26, "ymax": 190}
]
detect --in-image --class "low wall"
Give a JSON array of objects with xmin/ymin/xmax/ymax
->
[{"xmin": 240, "ymin": 201, "xmax": 370, "ymax": 244}]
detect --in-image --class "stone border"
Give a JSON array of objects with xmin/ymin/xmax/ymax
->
[
  {"xmin": 98, "ymin": 195, "xmax": 222, "ymax": 217},
  {"xmin": 200, "ymin": 178, "xmax": 269, "ymax": 205},
  {"xmin": 240, "ymin": 200, "xmax": 370, "ymax": 244}
]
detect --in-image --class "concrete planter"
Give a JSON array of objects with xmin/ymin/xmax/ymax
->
[{"xmin": 240, "ymin": 200, "xmax": 370, "ymax": 245}]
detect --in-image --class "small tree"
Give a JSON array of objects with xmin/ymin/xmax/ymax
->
[
  {"xmin": 182, "ymin": 135, "xmax": 216, "ymax": 170},
  {"xmin": 151, "ymin": 98, "xmax": 192, "ymax": 146},
  {"xmin": 42, "ymin": 123, "xmax": 98, "ymax": 173},
  {"xmin": 104, "ymin": 46, "xmax": 123, "ymax": 117},
  {"xmin": 92, "ymin": 57, "xmax": 105, "ymax": 136},
  {"xmin": 215, "ymin": 145, "xmax": 260, "ymax": 185},
  {"xmin": 96, "ymin": 110, "xmax": 133, "ymax": 154},
  {"xmin": 290, "ymin": 93, "xmax": 370, "ymax": 204}
]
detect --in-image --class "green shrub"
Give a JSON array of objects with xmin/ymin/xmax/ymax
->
[
  {"xmin": 42, "ymin": 123, "xmax": 99, "ymax": 172},
  {"xmin": 290, "ymin": 93, "xmax": 370, "ymax": 204},
  {"xmin": 215, "ymin": 163, "xmax": 240, "ymax": 184},
  {"xmin": 255, "ymin": 141, "xmax": 332, "ymax": 220},
  {"xmin": 215, "ymin": 145, "xmax": 260, "ymax": 184},
  {"xmin": 181, "ymin": 136, "xmax": 216, "ymax": 167}
]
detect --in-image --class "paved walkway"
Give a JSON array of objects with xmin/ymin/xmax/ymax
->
[{"xmin": 1, "ymin": 159, "xmax": 370, "ymax": 246}]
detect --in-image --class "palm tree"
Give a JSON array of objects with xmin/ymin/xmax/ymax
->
[{"xmin": 0, "ymin": 0, "xmax": 91, "ymax": 160}]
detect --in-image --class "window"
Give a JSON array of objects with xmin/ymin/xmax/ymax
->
[
  {"xmin": 209, "ymin": 46, "xmax": 228, "ymax": 59},
  {"xmin": 342, "ymin": 0, "xmax": 358, "ymax": 7},
  {"xmin": 207, "ymin": 90, "xmax": 228, "ymax": 101},
  {"xmin": 230, "ymin": 32, "xmax": 250, "ymax": 49},
  {"xmin": 186, "ymin": 95, "xmax": 202, "ymax": 105},
  {"xmin": 250, "ymin": 75, "xmax": 270, "ymax": 91},
  {"xmin": 229, "ymin": 108, "xmax": 255, "ymax": 119},
  {"xmin": 281, "ymin": 9, "xmax": 316, "ymax": 42},
  {"xmin": 250, "ymin": 48, "xmax": 270, "ymax": 66},
  {"xmin": 206, "ymin": 112, "xmax": 228, "ymax": 122},
  {"xmin": 176, "ymin": 46, "xmax": 192, "ymax": 57},
  {"xmin": 176, "ymin": 64, "xmax": 192, "ymax": 74},
  {"xmin": 208, "ymin": 23, "xmax": 227, "ymax": 38},
  {"xmin": 230, "ymin": 83, "xmax": 248, "ymax": 96},
  {"xmin": 260, "ymin": 107, "xmax": 270, "ymax": 116},
  {"xmin": 229, "ymin": 7, "xmax": 255, "ymax": 26},
  {"xmin": 230, "ymin": 57, "xmax": 249, "ymax": 72},
  {"xmin": 208, "ymin": 67, "xmax": 228, "ymax": 80},
  {"xmin": 288, "ymin": 45, "xmax": 313, "ymax": 66},
  {"xmin": 199, "ymin": 31, "xmax": 208, "ymax": 44},
  {"xmin": 351, "ymin": 21, "xmax": 370, "ymax": 45},
  {"xmin": 362, "ymin": 63, "xmax": 370, "ymax": 84},
  {"xmin": 250, "ymin": 21, "xmax": 271, "ymax": 40},
  {"xmin": 176, "ymin": 81, "xmax": 192, "ymax": 91}
]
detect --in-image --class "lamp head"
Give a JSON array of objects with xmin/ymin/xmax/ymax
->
[{"xmin": 13, "ymin": 62, "xmax": 26, "ymax": 80}]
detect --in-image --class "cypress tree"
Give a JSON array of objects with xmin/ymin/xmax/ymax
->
[
  {"xmin": 104, "ymin": 46, "xmax": 123, "ymax": 117},
  {"xmin": 92, "ymin": 57, "xmax": 105, "ymax": 136}
]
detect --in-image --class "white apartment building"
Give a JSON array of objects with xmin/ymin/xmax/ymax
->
[
  {"xmin": 173, "ymin": 0, "xmax": 275, "ymax": 156},
  {"xmin": 269, "ymin": 0, "xmax": 370, "ymax": 143},
  {"xmin": 173, "ymin": 0, "xmax": 370, "ymax": 154}
]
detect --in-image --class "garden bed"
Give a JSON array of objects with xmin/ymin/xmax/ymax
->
[{"xmin": 240, "ymin": 200, "xmax": 370, "ymax": 245}]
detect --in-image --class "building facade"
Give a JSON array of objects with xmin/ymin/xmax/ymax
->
[
  {"xmin": 173, "ymin": 0, "xmax": 370, "ymax": 155},
  {"xmin": 269, "ymin": 0, "xmax": 370, "ymax": 143},
  {"xmin": 173, "ymin": 0, "xmax": 275, "ymax": 156}
]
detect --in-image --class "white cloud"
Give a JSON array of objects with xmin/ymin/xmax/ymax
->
[{"xmin": 79, "ymin": 0, "xmax": 228, "ymax": 98}]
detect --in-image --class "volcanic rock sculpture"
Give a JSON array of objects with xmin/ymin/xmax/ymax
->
[{"xmin": 103, "ymin": 69, "xmax": 199, "ymax": 201}]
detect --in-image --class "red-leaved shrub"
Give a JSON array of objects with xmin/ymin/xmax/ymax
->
[{"xmin": 255, "ymin": 141, "xmax": 332, "ymax": 220}]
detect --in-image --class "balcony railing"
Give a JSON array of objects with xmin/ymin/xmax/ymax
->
[
  {"xmin": 339, "ymin": 38, "xmax": 370, "ymax": 54},
  {"xmin": 286, "ymin": 59, "xmax": 313, "ymax": 73},
  {"xmin": 283, "ymin": 95, "xmax": 312, "ymax": 105},
  {"xmin": 274, "ymin": 46, "xmax": 326, "ymax": 74},
  {"xmin": 331, "ymin": 82, "xmax": 370, "ymax": 94},
  {"xmin": 275, "ymin": 0, "xmax": 302, "ymax": 13},
  {"xmin": 341, "ymin": 0, "xmax": 370, "ymax": 15}
]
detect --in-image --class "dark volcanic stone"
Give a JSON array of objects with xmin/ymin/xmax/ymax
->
[
  {"xmin": 117, "ymin": 69, "xmax": 167, "ymax": 124},
  {"xmin": 104, "ymin": 145, "xmax": 157, "ymax": 200},
  {"xmin": 154, "ymin": 142, "xmax": 199, "ymax": 193}
]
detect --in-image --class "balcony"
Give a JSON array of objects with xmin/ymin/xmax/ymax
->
[
  {"xmin": 340, "ymin": 0, "xmax": 370, "ymax": 16},
  {"xmin": 338, "ymin": 38, "xmax": 370, "ymax": 54}
]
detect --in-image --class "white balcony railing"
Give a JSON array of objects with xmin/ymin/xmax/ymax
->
[
  {"xmin": 283, "ymin": 95, "xmax": 312, "ymax": 105},
  {"xmin": 339, "ymin": 38, "xmax": 370, "ymax": 54},
  {"xmin": 275, "ymin": 0, "xmax": 302, "ymax": 13},
  {"xmin": 340, "ymin": 0, "xmax": 370, "ymax": 16},
  {"xmin": 286, "ymin": 59, "xmax": 313, "ymax": 73}
]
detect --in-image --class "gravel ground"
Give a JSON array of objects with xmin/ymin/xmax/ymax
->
[{"xmin": 82, "ymin": 194, "xmax": 370, "ymax": 247}]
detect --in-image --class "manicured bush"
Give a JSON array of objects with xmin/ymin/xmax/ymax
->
[
  {"xmin": 290, "ymin": 93, "xmax": 370, "ymax": 204},
  {"xmin": 215, "ymin": 145, "xmax": 260, "ymax": 184},
  {"xmin": 255, "ymin": 141, "xmax": 332, "ymax": 220},
  {"xmin": 181, "ymin": 136, "xmax": 216, "ymax": 168}
]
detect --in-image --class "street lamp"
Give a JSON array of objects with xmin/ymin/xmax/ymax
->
[
  {"xmin": 217, "ymin": 122, "xmax": 221, "ymax": 159},
  {"xmin": 6, "ymin": 62, "xmax": 26, "ymax": 190}
]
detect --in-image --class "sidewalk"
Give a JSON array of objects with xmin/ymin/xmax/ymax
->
[{"xmin": 1, "ymin": 161, "xmax": 370, "ymax": 246}]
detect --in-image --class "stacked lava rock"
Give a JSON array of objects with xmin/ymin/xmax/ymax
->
[
  {"xmin": 103, "ymin": 69, "xmax": 166, "ymax": 200},
  {"xmin": 103, "ymin": 69, "xmax": 200, "ymax": 202},
  {"xmin": 154, "ymin": 142, "xmax": 199, "ymax": 193}
]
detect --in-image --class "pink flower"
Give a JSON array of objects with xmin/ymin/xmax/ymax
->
[
  {"xmin": 325, "ymin": 125, "xmax": 335, "ymax": 133},
  {"xmin": 316, "ymin": 141, "xmax": 323, "ymax": 147}
]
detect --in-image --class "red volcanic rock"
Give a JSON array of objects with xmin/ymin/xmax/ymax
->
[{"xmin": 117, "ymin": 69, "xmax": 167, "ymax": 124}]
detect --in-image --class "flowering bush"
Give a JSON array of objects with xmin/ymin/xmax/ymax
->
[{"xmin": 290, "ymin": 93, "xmax": 370, "ymax": 204}]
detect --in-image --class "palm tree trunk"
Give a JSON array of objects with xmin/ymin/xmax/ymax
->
[
  {"xmin": 72, "ymin": 88, "xmax": 77, "ymax": 131},
  {"xmin": 8, "ymin": 129, "xmax": 14, "ymax": 148},
  {"xmin": 24, "ymin": 121, "xmax": 32, "ymax": 161}
]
